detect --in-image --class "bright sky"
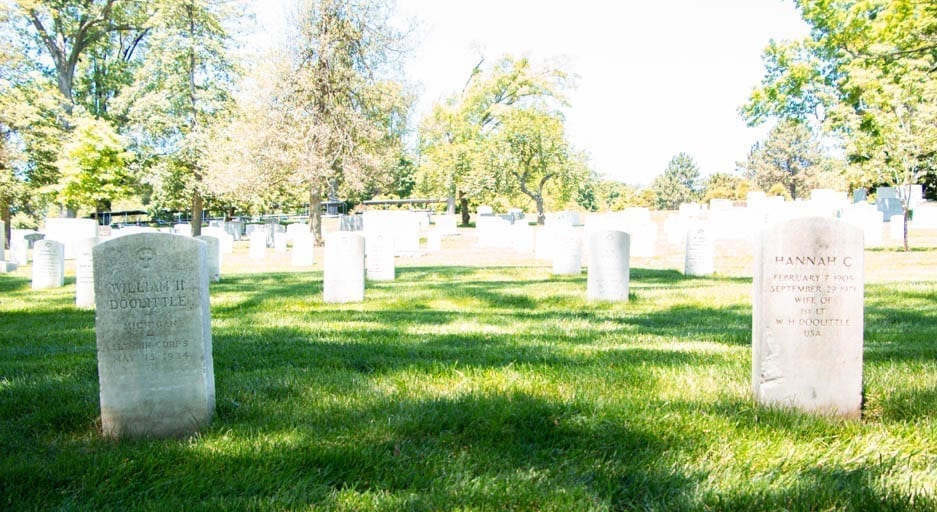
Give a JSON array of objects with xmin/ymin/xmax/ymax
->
[{"xmin": 255, "ymin": 1, "xmax": 810, "ymax": 186}]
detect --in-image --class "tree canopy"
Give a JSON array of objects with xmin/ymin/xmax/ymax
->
[{"xmin": 743, "ymin": 0, "xmax": 937, "ymax": 249}]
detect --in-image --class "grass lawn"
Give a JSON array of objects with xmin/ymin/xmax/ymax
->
[{"xmin": 1, "ymin": 230, "xmax": 935, "ymax": 511}]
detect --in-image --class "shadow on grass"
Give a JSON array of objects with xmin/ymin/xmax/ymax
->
[{"xmin": 2, "ymin": 266, "xmax": 936, "ymax": 509}]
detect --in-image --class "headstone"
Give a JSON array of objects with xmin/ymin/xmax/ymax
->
[
  {"xmin": 274, "ymin": 232, "xmax": 288, "ymax": 253},
  {"xmin": 0, "ymin": 220, "xmax": 14, "ymax": 273},
  {"xmin": 476, "ymin": 205, "xmax": 494, "ymax": 216},
  {"xmin": 365, "ymin": 232, "xmax": 395, "ymax": 281},
  {"xmin": 552, "ymin": 228, "xmax": 582, "ymax": 275},
  {"xmin": 512, "ymin": 223, "xmax": 535, "ymax": 254},
  {"xmin": 224, "ymin": 220, "xmax": 243, "ymax": 241},
  {"xmin": 195, "ymin": 235, "xmax": 221, "ymax": 282},
  {"xmin": 290, "ymin": 233, "xmax": 315, "ymax": 267},
  {"xmin": 10, "ymin": 229, "xmax": 37, "ymax": 264},
  {"xmin": 31, "ymin": 239, "xmax": 65, "ymax": 289},
  {"xmin": 202, "ymin": 227, "xmax": 233, "ymax": 254},
  {"xmin": 93, "ymin": 233, "xmax": 214, "ymax": 438},
  {"xmin": 426, "ymin": 228, "xmax": 442, "ymax": 252},
  {"xmin": 587, "ymin": 230, "xmax": 630, "ymax": 301},
  {"xmin": 172, "ymin": 223, "xmax": 191, "ymax": 236},
  {"xmin": 684, "ymin": 223, "xmax": 714, "ymax": 276},
  {"xmin": 752, "ymin": 217, "xmax": 864, "ymax": 419},
  {"xmin": 264, "ymin": 220, "xmax": 280, "ymax": 248},
  {"xmin": 362, "ymin": 211, "xmax": 420, "ymax": 256},
  {"xmin": 323, "ymin": 232, "xmax": 365, "ymax": 303},
  {"xmin": 852, "ymin": 188, "xmax": 867, "ymax": 204},
  {"xmin": 434, "ymin": 214, "xmax": 458, "ymax": 235},
  {"xmin": 43, "ymin": 218, "xmax": 97, "ymax": 259},
  {"xmin": 75, "ymin": 237, "xmax": 100, "ymax": 308},
  {"xmin": 888, "ymin": 214, "xmax": 905, "ymax": 241},
  {"xmin": 248, "ymin": 230, "xmax": 267, "ymax": 260},
  {"xmin": 340, "ymin": 214, "xmax": 363, "ymax": 232}
]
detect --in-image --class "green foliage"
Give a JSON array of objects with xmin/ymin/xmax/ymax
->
[
  {"xmin": 767, "ymin": 182, "xmax": 793, "ymax": 200},
  {"xmin": 1, "ymin": 261, "xmax": 935, "ymax": 509},
  {"xmin": 53, "ymin": 114, "xmax": 134, "ymax": 214},
  {"xmin": 116, "ymin": 0, "xmax": 238, "ymax": 223},
  {"xmin": 744, "ymin": 0, "xmax": 937, "ymax": 247},
  {"xmin": 651, "ymin": 152, "xmax": 701, "ymax": 210},
  {"xmin": 416, "ymin": 55, "xmax": 574, "ymax": 219},
  {"xmin": 738, "ymin": 119, "xmax": 824, "ymax": 200},
  {"xmin": 702, "ymin": 172, "xmax": 750, "ymax": 202}
]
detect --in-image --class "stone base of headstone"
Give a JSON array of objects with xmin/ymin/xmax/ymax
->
[{"xmin": 0, "ymin": 261, "xmax": 17, "ymax": 273}]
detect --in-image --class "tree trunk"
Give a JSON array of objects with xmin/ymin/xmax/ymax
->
[
  {"xmin": 309, "ymin": 186, "xmax": 323, "ymax": 245},
  {"xmin": 459, "ymin": 191, "xmax": 470, "ymax": 226},
  {"xmin": 1, "ymin": 197, "xmax": 10, "ymax": 250},
  {"xmin": 535, "ymin": 195, "xmax": 546, "ymax": 226},
  {"xmin": 447, "ymin": 194, "xmax": 456, "ymax": 215},
  {"xmin": 191, "ymin": 193, "xmax": 203, "ymax": 236},
  {"xmin": 903, "ymin": 205, "xmax": 910, "ymax": 252}
]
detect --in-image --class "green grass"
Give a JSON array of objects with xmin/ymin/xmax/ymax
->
[{"xmin": 1, "ymin": 265, "xmax": 935, "ymax": 511}]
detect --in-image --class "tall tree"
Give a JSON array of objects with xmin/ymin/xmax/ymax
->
[
  {"xmin": 117, "ymin": 0, "xmax": 238, "ymax": 236},
  {"xmin": 743, "ymin": 0, "xmax": 937, "ymax": 250},
  {"xmin": 52, "ymin": 114, "xmax": 134, "ymax": 218},
  {"xmin": 738, "ymin": 119, "xmax": 823, "ymax": 200},
  {"xmin": 650, "ymin": 152, "xmax": 701, "ymax": 210},
  {"xmin": 488, "ymin": 106, "xmax": 579, "ymax": 224},
  {"xmin": 240, "ymin": 0, "xmax": 411, "ymax": 244},
  {"xmin": 417, "ymin": 55, "xmax": 568, "ymax": 224},
  {"xmin": 2, "ymin": 1, "xmax": 150, "ymax": 218}
]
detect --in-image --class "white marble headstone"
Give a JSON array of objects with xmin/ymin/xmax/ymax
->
[
  {"xmin": 323, "ymin": 232, "xmax": 365, "ymax": 303},
  {"xmin": 31, "ymin": 239, "xmax": 65, "ymax": 289},
  {"xmin": 365, "ymin": 232, "xmax": 395, "ymax": 281},
  {"xmin": 684, "ymin": 223, "xmax": 714, "ymax": 276},
  {"xmin": 752, "ymin": 217, "xmax": 864, "ymax": 419},
  {"xmin": 195, "ymin": 235, "xmax": 221, "ymax": 282},
  {"xmin": 291, "ymin": 233, "xmax": 315, "ymax": 267},
  {"xmin": 93, "ymin": 233, "xmax": 214, "ymax": 438},
  {"xmin": 587, "ymin": 230, "xmax": 630, "ymax": 301},
  {"xmin": 248, "ymin": 230, "xmax": 267, "ymax": 260},
  {"xmin": 75, "ymin": 237, "xmax": 100, "ymax": 307},
  {"xmin": 552, "ymin": 228, "xmax": 582, "ymax": 275}
]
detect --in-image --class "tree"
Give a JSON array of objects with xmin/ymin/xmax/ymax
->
[
  {"xmin": 489, "ymin": 107, "xmax": 577, "ymax": 224},
  {"xmin": 417, "ymin": 55, "xmax": 569, "ymax": 224},
  {"xmin": 743, "ymin": 0, "xmax": 937, "ymax": 250},
  {"xmin": 231, "ymin": 0, "xmax": 412, "ymax": 244},
  {"xmin": 702, "ymin": 172, "xmax": 750, "ymax": 203},
  {"xmin": 738, "ymin": 119, "xmax": 823, "ymax": 200},
  {"xmin": 2, "ymin": 1, "xmax": 151, "ymax": 218},
  {"xmin": 53, "ymin": 114, "xmax": 134, "ymax": 218},
  {"xmin": 650, "ymin": 152, "xmax": 701, "ymax": 210},
  {"xmin": 117, "ymin": 0, "xmax": 238, "ymax": 236}
]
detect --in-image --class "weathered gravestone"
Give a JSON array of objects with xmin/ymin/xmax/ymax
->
[
  {"xmin": 93, "ymin": 233, "xmax": 214, "ymax": 438},
  {"xmin": 587, "ymin": 230, "xmax": 630, "ymax": 301},
  {"xmin": 684, "ymin": 223, "xmax": 714, "ymax": 276},
  {"xmin": 31, "ymin": 239, "xmax": 65, "ymax": 289},
  {"xmin": 75, "ymin": 237, "xmax": 100, "ymax": 308},
  {"xmin": 323, "ymin": 232, "xmax": 365, "ymax": 303},
  {"xmin": 752, "ymin": 217, "xmax": 864, "ymax": 419},
  {"xmin": 194, "ymin": 235, "xmax": 221, "ymax": 282}
]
